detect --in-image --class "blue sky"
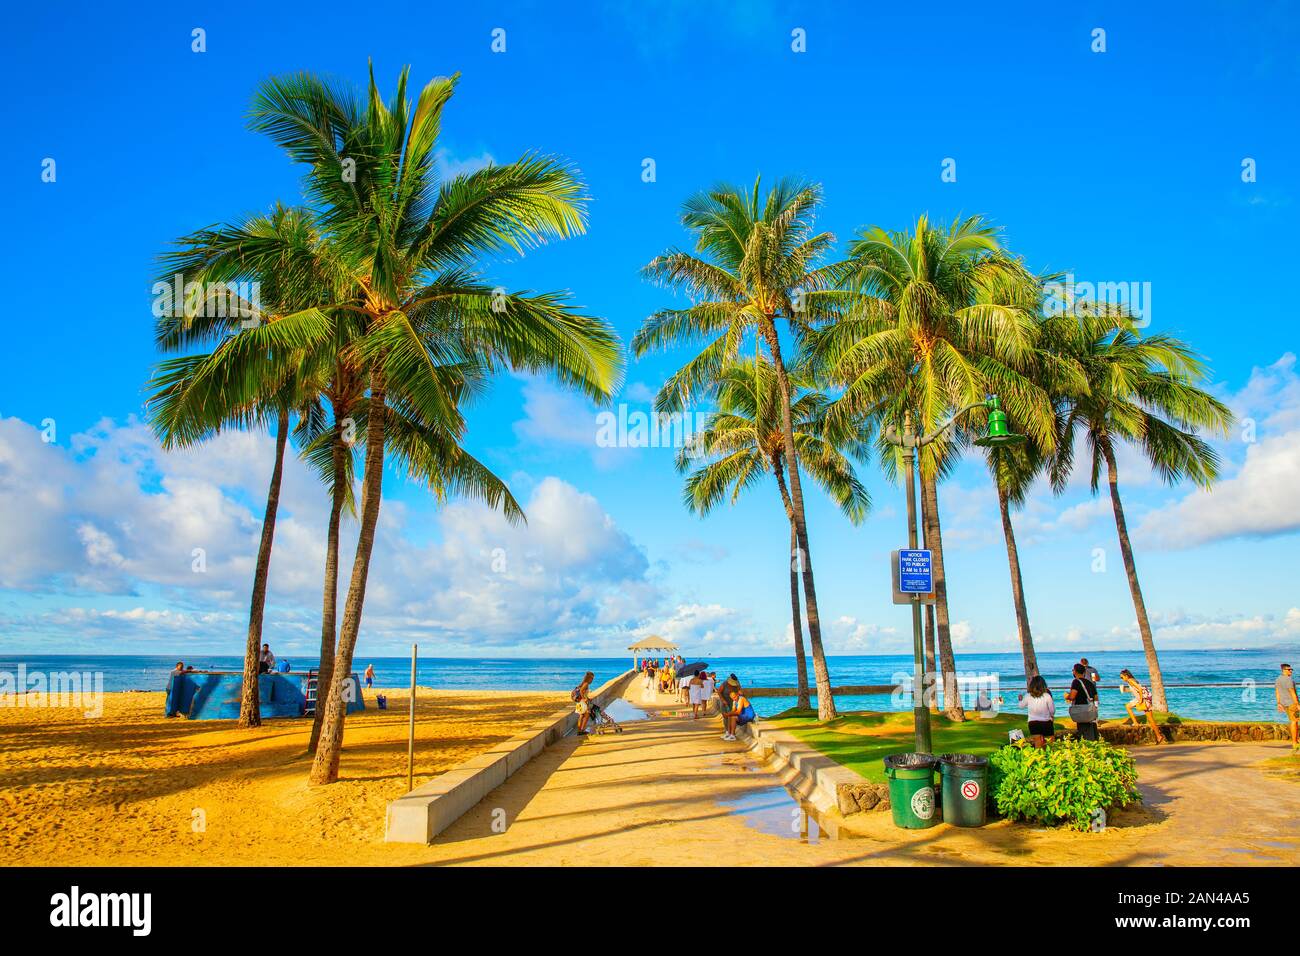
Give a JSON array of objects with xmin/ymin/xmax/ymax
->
[{"xmin": 2, "ymin": 0, "xmax": 1298, "ymax": 659}]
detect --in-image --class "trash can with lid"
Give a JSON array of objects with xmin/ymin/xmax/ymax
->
[
  {"xmin": 882, "ymin": 753, "xmax": 939, "ymax": 829},
  {"xmin": 938, "ymin": 752, "xmax": 988, "ymax": 827}
]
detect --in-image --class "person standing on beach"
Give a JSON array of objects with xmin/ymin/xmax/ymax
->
[
  {"xmin": 1066, "ymin": 663, "xmax": 1100, "ymax": 741},
  {"xmin": 573, "ymin": 671, "xmax": 596, "ymax": 736},
  {"xmin": 688, "ymin": 670, "xmax": 706, "ymax": 719},
  {"xmin": 364, "ymin": 664, "xmax": 375, "ymax": 689},
  {"xmin": 1017, "ymin": 675, "xmax": 1055, "ymax": 748},
  {"xmin": 1276, "ymin": 663, "xmax": 1299, "ymax": 754},
  {"xmin": 700, "ymin": 672, "xmax": 716, "ymax": 716}
]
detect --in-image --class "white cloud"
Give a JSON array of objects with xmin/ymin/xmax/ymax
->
[
  {"xmin": 825, "ymin": 615, "xmax": 903, "ymax": 653},
  {"xmin": 0, "ymin": 416, "xmax": 720, "ymax": 656},
  {"xmin": 1137, "ymin": 353, "xmax": 1300, "ymax": 549}
]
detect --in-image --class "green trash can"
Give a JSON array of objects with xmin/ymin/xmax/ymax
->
[
  {"xmin": 883, "ymin": 753, "xmax": 939, "ymax": 829},
  {"xmin": 938, "ymin": 752, "xmax": 988, "ymax": 827}
]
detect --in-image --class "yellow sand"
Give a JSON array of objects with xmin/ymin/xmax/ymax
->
[{"xmin": 0, "ymin": 688, "xmax": 561, "ymax": 866}]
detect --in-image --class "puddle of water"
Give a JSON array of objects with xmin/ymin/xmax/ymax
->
[
  {"xmin": 601, "ymin": 699, "xmax": 649, "ymax": 723},
  {"xmin": 715, "ymin": 785, "xmax": 844, "ymax": 844}
]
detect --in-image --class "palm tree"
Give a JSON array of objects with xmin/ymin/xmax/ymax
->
[
  {"xmin": 242, "ymin": 65, "xmax": 621, "ymax": 784},
  {"xmin": 676, "ymin": 357, "xmax": 870, "ymax": 709},
  {"xmin": 634, "ymin": 177, "xmax": 851, "ymax": 720},
  {"xmin": 814, "ymin": 215, "xmax": 1054, "ymax": 719},
  {"xmin": 148, "ymin": 205, "xmax": 333, "ymax": 728},
  {"xmin": 1051, "ymin": 310, "xmax": 1232, "ymax": 710},
  {"xmin": 985, "ymin": 441, "xmax": 1045, "ymax": 681}
]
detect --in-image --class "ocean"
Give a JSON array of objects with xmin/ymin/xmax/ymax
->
[{"xmin": 4, "ymin": 647, "xmax": 1296, "ymax": 723}]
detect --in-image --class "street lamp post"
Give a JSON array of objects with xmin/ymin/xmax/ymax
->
[{"xmin": 885, "ymin": 395, "xmax": 1024, "ymax": 754}]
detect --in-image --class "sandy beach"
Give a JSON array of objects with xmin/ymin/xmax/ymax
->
[
  {"xmin": 0, "ymin": 688, "xmax": 562, "ymax": 866},
  {"xmin": 2, "ymin": 687, "xmax": 1297, "ymax": 867}
]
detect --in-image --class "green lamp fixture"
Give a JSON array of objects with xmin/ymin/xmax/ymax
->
[{"xmin": 973, "ymin": 395, "xmax": 1026, "ymax": 448}]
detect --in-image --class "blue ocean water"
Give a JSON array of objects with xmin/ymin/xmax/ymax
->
[{"xmin": 3, "ymin": 648, "xmax": 1295, "ymax": 723}]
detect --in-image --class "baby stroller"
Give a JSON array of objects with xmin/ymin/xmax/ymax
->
[{"xmin": 587, "ymin": 702, "xmax": 624, "ymax": 735}]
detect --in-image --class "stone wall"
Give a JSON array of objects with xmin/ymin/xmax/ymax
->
[
  {"xmin": 836, "ymin": 782, "xmax": 891, "ymax": 814},
  {"xmin": 1100, "ymin": 721, "xmax": 1289, "ymax": 746}
]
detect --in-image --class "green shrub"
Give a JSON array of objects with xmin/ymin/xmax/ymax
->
[{"xmin": 988, "ymin": 737, "xmax": 1140, "ymax": 831}]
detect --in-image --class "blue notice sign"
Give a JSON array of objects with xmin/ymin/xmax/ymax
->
[{"xmin": 898, "ymin": 549, "xmax": 933, "ymax": 594}]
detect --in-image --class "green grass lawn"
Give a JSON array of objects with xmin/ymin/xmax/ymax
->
[{"xmin": 766, "ymin": 708, "xmax": 1189, "ymax": 783}]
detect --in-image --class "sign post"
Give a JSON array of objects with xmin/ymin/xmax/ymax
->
[{"xmin": 407, "ymin": 644, "xmax": 417, "ymax": 793}]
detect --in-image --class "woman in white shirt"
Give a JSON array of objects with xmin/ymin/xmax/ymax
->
[{"xmin": 1018, "ymin": 675, "xmax": 1055, "ymax": 748}]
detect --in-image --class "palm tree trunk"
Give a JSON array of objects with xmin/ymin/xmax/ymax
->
[
  {"xmin": 757, "ymin": 317, "xmax": 835, "ymax": 720},
  {"xmin": 998, "ymin": 484, "xmax": 1039, "ymax": 682},
  {"xmin": 310, "ymin": 379, "xmax": 387, "ymax": 785},
  {"xmin": 238, "ymin": 408, "xmax": 289, "ymax": 729},
  {"xmin": 308, "ymin": 420, "xmax": 347, "ymax": 755},
  {"xmin": 921, "ymin": 468, "xmax": 965, "ymax": 721},
  {"xmin": 1103, "ymin": 444, "xmax": 1168, "ymax": 711},
  {"xmin": 773, "ymin": 466, "xmax": 811, "ymax": 709},
  {"xmin": 919, "ymin": 482, "xmax": 937, "ymax": 709}
]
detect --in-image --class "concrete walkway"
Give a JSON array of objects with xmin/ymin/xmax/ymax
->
[{"xmin": 407, "ymin": 689, "xmax": 1300, "ymax": 867}]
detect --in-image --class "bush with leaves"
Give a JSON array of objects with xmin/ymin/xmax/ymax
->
[{"xmin": 988, "ymin": 737, "xmax": 1141, "ymax": 831}]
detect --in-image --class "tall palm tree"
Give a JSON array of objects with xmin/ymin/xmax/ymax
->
[
  {"xmin": 814, "ymin": 215, "xmax": 1054, "ymax": 719},
  {"xmin": 635, "ymin": 177, "xmax": 851, "ymax": 720},
  {"xmin": 241, "ymin": 65, "xmax": 621, "ymax": 784},
  {"xmin": 981, "ymin": 306, "xmax": 1092, "ymax": 684},
  {"xmin": 148, "ymin": 205, "xmax": 333, "ymax": 728},
  {"xmin": 1051, "ymin": 310, "xmax": 1232, "ymax": 710},
  {"xmin": 676, "ymin": 357, "xmax": 870, "ymax": 709},
  {"xmin": 985, "ymin": 441, "xmax": 1045, "ymax": 681}
]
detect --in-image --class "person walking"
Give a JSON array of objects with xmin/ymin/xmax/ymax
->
[
  {"xmin": 700, "ymin": 672, "xmax": 716, "ymax": 716},
  {"xmin": 1276, "ymin": 663, "xmax": 1299, "ymax": 755},
  {"xmin": 572, "ymin": 671, "xmax": 596, "ymax": 737},
  {"xmin": 688, "ymin": 670, "xmax": 706, "ymax": 719},
  {"xmin": 1066, "ymin": 663, "xmax": 1100, "ymax": 741},
  {"xmin": 363, "ymin": 663, "xmax": 375, "ymax": 689},
  {"xmin": 1119, "ymin": 669, "xmax": 1165, "ymax": 744}
]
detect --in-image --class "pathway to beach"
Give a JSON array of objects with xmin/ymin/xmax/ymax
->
[{"xmin": 411, "ymin": 688, "xmax": 1300, "ymax": 867}]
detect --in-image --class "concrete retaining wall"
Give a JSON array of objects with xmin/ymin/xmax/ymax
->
[
  {"xmin": 385, "ymin": 669, "xmax": 637, "ymax": 844},
  {"xmin": 737, "ymin": 719, "xmax": 887, "ymax": 817}
]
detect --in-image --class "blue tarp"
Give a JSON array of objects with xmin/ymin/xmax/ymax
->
[{"xmin": 164, "ymin": 672, "xmax": 365, "ymax": 720}]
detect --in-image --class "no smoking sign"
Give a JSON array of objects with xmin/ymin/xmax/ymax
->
[{"xmin": 960, "ymin": 780, "xmax": 980, "ymax": 801}]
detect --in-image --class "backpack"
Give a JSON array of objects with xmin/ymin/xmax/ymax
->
[{"xmin": 571, "ymin": 685, "xmax": 583, "ymax": 702}]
